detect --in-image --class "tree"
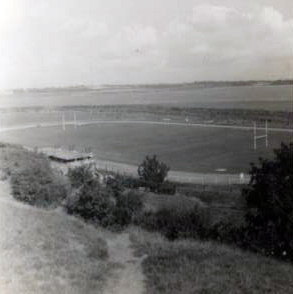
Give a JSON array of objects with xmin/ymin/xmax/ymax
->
[
  {"xmin": 138, "ymin": 155, "xmax": 170, "ymax": 192},
  {"xmin": 242, "ymin": 142, "xmax": 293, "ymax": 258}
]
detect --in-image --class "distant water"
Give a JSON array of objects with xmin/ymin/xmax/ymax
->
[{"xmin": 0, "ymin": 85, "xmax": 292, "ymax": 111}]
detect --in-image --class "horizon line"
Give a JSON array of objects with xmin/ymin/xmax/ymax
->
[{"xmin": 2, "ymin": 78, "xmax": 292, "ymax": 92}]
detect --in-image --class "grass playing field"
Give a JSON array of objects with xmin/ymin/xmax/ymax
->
[{"xmin": 0, "ymin": 122, "xmax": 291, "ymax": 173}]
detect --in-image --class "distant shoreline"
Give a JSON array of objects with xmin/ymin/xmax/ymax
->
[{"xmin": 4, "ymin": 79, "xmax": 293, "ymax": 93}]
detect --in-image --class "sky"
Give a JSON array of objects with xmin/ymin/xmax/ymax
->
[{"xmin": 0, "ymin": 0, "xmax": 292, "ymax": 89}]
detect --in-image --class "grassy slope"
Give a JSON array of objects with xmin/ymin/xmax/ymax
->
[
  {"xmin": 0, "ymin": 180, "xmax": 110, "ymax": 294},
  {"xmin": 129, "ymin": 227, "xmax": 293, "ymax": 294},
  {"xmin": 0, "ymin": 143, "xmax": 111, "ymax": 293},
  {"xmin": 177, "ymin": 183, "xmax": 246, "ymax": 225},
  {"xmin": 2, "ymin": 142, "xmax": 293, "ymax": 293}
]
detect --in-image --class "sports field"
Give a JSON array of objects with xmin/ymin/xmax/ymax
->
[{"xmin": 0, "ymin": 122, "xmax": 291, "ymax": 173}]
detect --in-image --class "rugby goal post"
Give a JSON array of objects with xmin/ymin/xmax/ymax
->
[
  {"xmin": 63, "ymin": 112, "xmax": 78, "ymax": 130},
  {"xmin": 62, "ymin": 114, "xmax": 66, "ymax": 131},
  {"xmin": 253, "ymin": 120, "xmax": 268, "ymax": 150},
  {"xmin": 74, "ymin": 112, "xmax": 77, "ymax": 129}
]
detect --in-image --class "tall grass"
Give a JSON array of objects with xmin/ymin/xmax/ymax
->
[{"xmin": 129, "ymin": 227, "xmax": 293, "ymax": 294}]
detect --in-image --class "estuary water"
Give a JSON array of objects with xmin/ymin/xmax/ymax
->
[{"xmin": 0, "ymin": 85, "xmax": 292, "ymax": 111}]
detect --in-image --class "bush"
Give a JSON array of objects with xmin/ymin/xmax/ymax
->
[
  {"xmin": 106, "ymin": 173, "xmax": 142, "ymax": 189},
  {"xmin": 121, "ymin": 176, "xmax": 142, "ymax": 189},
  {"xmin": 66, "ymin": 167, "xmax": 143, "ymax": 228},
  {"xmin": 11, "ymin": 156, "xmax": 67, "ymax": 207},
  {"xmin": 65, "ymin": 180, "xmax": 115, "ymax": 227},
  {"xmin": 157, "ymin": 181, "xmax": 176, "ymax": 195},
  {"xmin": 210, "ymin": 221, "xmax": 244, "ymax": 245},
  {"xmin": 242, "ymin": 142, "xmax": 293, "ymax": 259},
  {"xmin": 105, "ymin": 173, "xmax": 125, "ymax": 197},
  {"xmin": 67, "ymin": 164, "xmax": 95, "ymax": 188},
  {"xmin": 137, "ymin": 204, "xmax": 211, "ymax": 240},
  {"xmin": 113, "ymin": 190, "xmax": 143, "ymax": 226}
]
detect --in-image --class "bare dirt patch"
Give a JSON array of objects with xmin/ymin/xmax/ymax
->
[{"xmin": 104, "ymin": 233, "xmax": 146, "ymax": 294}]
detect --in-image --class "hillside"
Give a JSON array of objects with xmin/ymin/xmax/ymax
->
[
  {"xmin": 0, "ymin": 179, "xmax": 109, "ymax": 293},
  {"xmin": 1, "ymin": 143, "xmax": 293, "ymax": 293}
]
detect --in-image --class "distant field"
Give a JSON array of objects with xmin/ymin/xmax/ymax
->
[
  {"xmin": 0, "ymin": 122, "xmax": 291, "ymax": 173},
  {"xmin": 0, "ymin": 105, "xmax": 292, "ymax": 129}
]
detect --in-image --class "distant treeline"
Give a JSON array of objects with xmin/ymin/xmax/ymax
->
[
  {"xmin": 12, "ymin": 85, "xmax": 97, "ymax": 94},
  {"xmin": 11, "ymin": 80, "xmax": 293, "ymax": 93},
  {"xmin": 102, "ymin": 80, "xmax": 293, "ymax": 89}
]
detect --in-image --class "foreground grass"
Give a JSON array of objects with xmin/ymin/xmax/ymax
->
[
  {"xmin": 0, "ymin": 143, "xmax": 112, "ymax": 293},
  {"xmin": 129, "ymin": 227, "xmax": 293, "ymax": 294},
  {"xmin": 0, "ymin": 180, "xmax": 109, "ymax": 293}
]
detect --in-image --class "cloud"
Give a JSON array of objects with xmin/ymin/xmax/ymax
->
[
  {"xmin": 159, "ymin": 4, "xmax": 292, "ymax": 75},
  {"xmin": 260, "ymin": 6, "xmax": 290, "ymax": 31},
  {"xmin": 62, "ymin": 19, "xmax": 109, "ymax": 38},
  {"xmin": 0, "ymin": 1, "xmax": 292, "ymax": 88},
  {"xmin": 191, "ymin": 5, "xmax": 240, "ymax": 28}
]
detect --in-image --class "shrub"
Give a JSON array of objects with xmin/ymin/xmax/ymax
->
[
  {"xmin": 105, "ymin": 173, "xmax": 142, "ymax": 193},
  {"xmin": 10, "ymin": 156, "xmax": 67, "ymax": 207},
  {"xmin": 138, "ymin": 155, "xmax": 170, "ymax": 192},
  {"xmin": 210, "ymin": 221, "xmax": 244, "ymax": 246},
  {"xmin": 105, "ymin": 173, "xmax": 125, "ymax": 197},
  {"xmin": 66, "ymin": 167, "xmax": 143, "ymax": 228},
  {"xmin": 157, "ymin": 181, "xmax": 176, "ymax": 195},
  {"xmin": 67, "ymin": 164, "xmax": 95, "ymax": 188},
  {"xmin": 120, "ymin": 175, "xmax": 142, "ymax": 189},
  {"xmin": 113, "ymin": 190, "xmax": 143, "ymax": 226},
  {"xmin": 137, "ymin": 204, "xmax": 211, "ymax": 240},
  {"xmin": 242, "ymin": 142, "xmax": 293, "ymax": 259},
  {"xmin": 65, "ymin": 180, "xmax": 115, "ymax": 227}
]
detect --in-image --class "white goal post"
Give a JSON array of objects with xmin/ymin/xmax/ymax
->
[{"xmin": 253, "ymin": 120, "xmax": 268, "ymax": 150}]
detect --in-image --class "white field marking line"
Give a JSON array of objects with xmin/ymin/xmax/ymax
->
[
  {"xmin": 77, "ymin": 120, "xmax": 293, "ymax": 132},
  {"xmin": 0, "ymin": 119, "xmax": 292, "ymax": 133}
]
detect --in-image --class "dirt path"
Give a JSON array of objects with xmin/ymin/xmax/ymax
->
[{"xmin": 104, "ymin": 233, "xmax": 146, "ymax": 294}]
